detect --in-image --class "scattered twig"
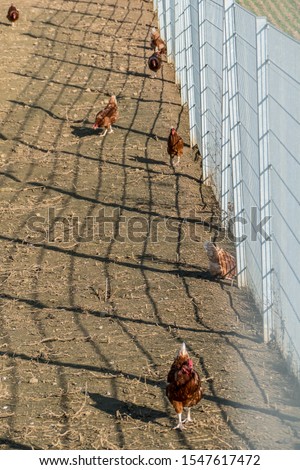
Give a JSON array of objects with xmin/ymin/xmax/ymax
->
[
  {"xmin": 0, "ymin": 413, "xmax": 14, "ymax": 419},
  {"xmin": 40, "ymin": 336, "xmax": 76, "ymax": 343}
]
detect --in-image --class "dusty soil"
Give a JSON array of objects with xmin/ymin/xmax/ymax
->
[{"xmin": 0, "ymin": 0, "xmax": 300, "ymax": 450}]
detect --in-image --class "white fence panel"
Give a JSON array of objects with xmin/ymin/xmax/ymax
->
[
  {"xmin": 190, "ymin": 0, "xmax": 202, "ymax": 147},
  {"xmin": 256, "ymin": 18, "xmax": 273, "ymax": 343},
  {"xmin": 157, "ymin": 0, "xmax": 166, "ymax": 41},
  {"xmin": 174, "ymin": 0, "xmax": 188, "ymax": 104},
  {"xmin": 224, "ymin": 0, "xmax": 247, "ymax": 286},
  {"xmin": 199, "ymin": 0, "xmax": 224, "ymax": 201},
  {"xmin": 184, "ymin": 0, "xmax": 201, "ymax": 146},
  {"xmin": 165, "ymin": 0, "xmax": 176, "ymax": 62},
  {"xmin": 235, "ymin": 5, "xmax": 262, "ymax": 298},
  {"xmin": 221, "ymin": 21, "xmax": 234, "ymax": 227},
  {"xmin": 268, "ymin": 26, "xmax": 300, "ymax": 379},
  {"xmin": 157, "ymin": 0, "xmax": 176, "ymax": 63}
]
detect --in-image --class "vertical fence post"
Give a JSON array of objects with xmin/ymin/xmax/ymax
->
[
  {"xmin": 184, "ymin": 0, "xmax": 197, "ymax": 147},
  {"xmin": 198, "ymin": 0, "xmax": 209, "ymax": 180},
  {"xmin": 181, "ymin": 1, "xmax": 188, "ymax": 105},
  {"xmin": 224, "ymin": 0, "xmax": 247, "ymax": 287},
  {"xmin": 174, "ymin": 0, "xmax": 181, "ymax": 84},
  {"xmin": 191, "ymin": 0, "xmax": 202, "ymax": 149},
  {"xmin": 221, "ymin": 15, "xmax": 232, "ymax": 228},
  {"xmin": 175, "ymin": 0, "xmax": 188, "ymax": 103},
  {"xmin": 256, "ymin": 18, "xmax": 274, "ymax": 342}
]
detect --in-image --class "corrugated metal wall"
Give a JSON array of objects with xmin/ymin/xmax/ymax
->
[{"xmin": 153, "ymin": 0, "xmax": 300, "ymax": 381}]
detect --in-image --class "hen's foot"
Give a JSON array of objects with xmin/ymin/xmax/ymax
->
[
  {"xmin": 182, "ymin": 417, "xmax": 193, "ymax": 424},
  {"xmin": 173, "ymin": 423, "xmax": 185, "ymax": 431}
]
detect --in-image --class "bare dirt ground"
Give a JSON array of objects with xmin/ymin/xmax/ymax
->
[{"xmin": 0, "ymin": 0, "xmax": 300, "ymax": 450}]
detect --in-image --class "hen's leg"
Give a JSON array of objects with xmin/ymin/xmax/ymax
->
[
  {"xmin": 108, "ymin": 125, "xmax": 114, "ymax": 134},
  {"xmin": 173, "ymin": 413, "xmax": 184, "ymax": 430},
  {"xmin": 183, "ymin": 407, "xmax": 193, "ymax": 424},
  {"xmin": 100, "ymin": 128, "xmax": 108, "ymax": 137},
  {"xmin": 174, "ymin": 156, "xmax": 180, "ymax": 166}
]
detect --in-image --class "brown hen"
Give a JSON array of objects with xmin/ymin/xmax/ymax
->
[
  {"xmin": 148, "ymin": 51, "xmax": 162, "ymax": 78},
  {"xmin": 166, "ymin": 343, "xmax": 203, "ymax": 430},
  {"xmin": 150, "ymin": 27, "xmax": 167, "ymax": 55},
  {"xmin": 167, "ymin": 127, "xmax": 184, "ymax": 166},
  {"xmin": 204, "ymin": 241, "xmax": 237, "ymax": 280},
  {"xmin": 93, "ymin": 95, "xmax": 119, "ymax": 137},
  {"xmin": 7, "ymin": 4, "xmax": 19, "ymax": 25}
]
